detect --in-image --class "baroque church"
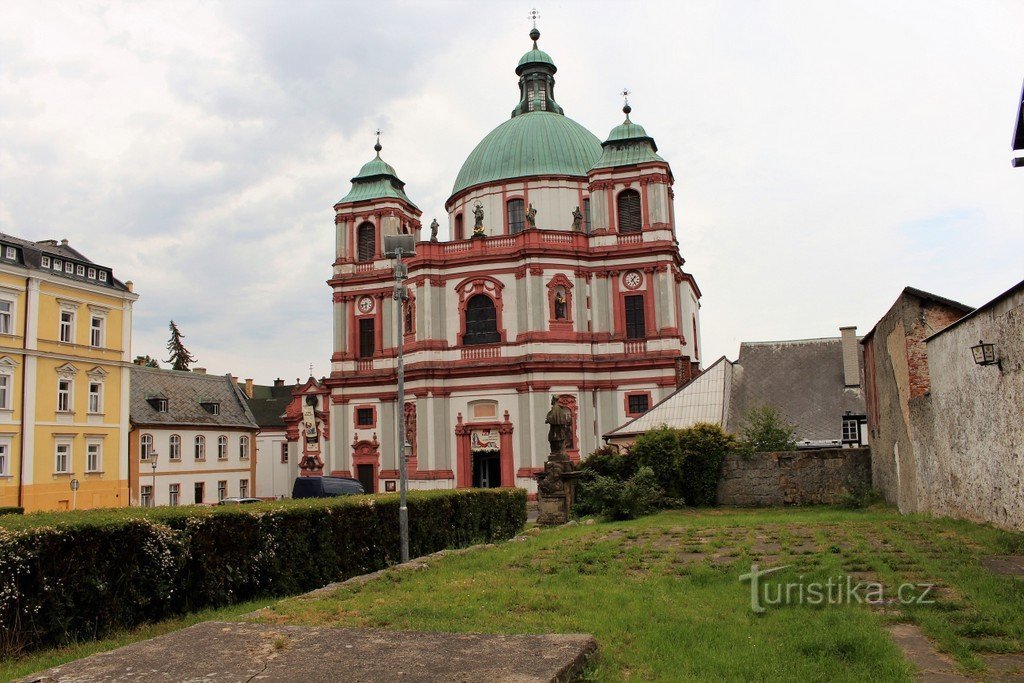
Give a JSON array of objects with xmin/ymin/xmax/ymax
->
[{"xmin": 290, "ymin": 27, "xmax": 703, "ymax": 495}]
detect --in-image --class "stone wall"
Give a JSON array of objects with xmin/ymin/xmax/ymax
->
[
  {"xmin": 910, "ymin": 284, "xmax": 1024, "ymax": 530},
  {"xmin": 716, "ymin": 448, "xmax": 871, "ymax": 506}
]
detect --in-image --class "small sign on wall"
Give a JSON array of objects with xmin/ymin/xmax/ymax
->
[{"xmin": 385, "ymin": 480, "xmax": 397, "ymax": 492}]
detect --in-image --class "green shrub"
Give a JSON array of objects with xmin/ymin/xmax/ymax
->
[
  {"xmin": 838, "ymin": 480, "xmax": 883, "ymax": 510},
  {"xmin": 573, "ymin": 466, "xmax": 663, "ymax": 521},
  {"xmin": 0, "ymin": 507, "xmax": 23, "ymax": 516},
  {"xmin": 579, "ymin": 445, "xmax": 638, "ymax": 481},
  {"xmin": 677, "ymin": 423, "xmax": 737, "ymax": 506},
  {"xmin": 736, "ymin": 405, "xmax": 797, "ymax": 453},
  {"xmin": 632, "ymin": 423, "xmax": 737, "ymax": 506},
  {"xmin": 0, "ymin": 489, "xmax": 525, "ymax": 656}
]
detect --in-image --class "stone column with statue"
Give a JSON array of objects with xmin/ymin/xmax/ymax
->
[{"xmin": 534, "ymin": 396, "xmax": 583, "ymax": 525}]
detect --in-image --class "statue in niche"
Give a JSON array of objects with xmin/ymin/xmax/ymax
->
[
  {"xmin": 571, "ymin": 206, "xmax": 582, "ymax": 232},
  {"xmin": 429, "ymin": 218, "xmax": 439, "ymax": 242},
  {"xmin": 472, "ymin": 202, "xmax": 486, "ymax": 237},
  {"xmin": 545, "ymin": 395, "xmax": 572, "ymax": 459},
  {"xmin": 525, "ymin": 203, "xmax": 537, "ymax": 229},
  {"xmin": 554, "ymin": 289, "xmax": 567, "ymax": 320}
]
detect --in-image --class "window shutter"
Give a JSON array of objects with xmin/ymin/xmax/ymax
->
[{"xmin": 617, "ymin": 190, "xmax": 642, "ymax": 233}]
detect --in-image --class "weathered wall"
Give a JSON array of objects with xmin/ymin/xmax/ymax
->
[
  {"xmin": 911, "ymin": 287, "xmax": 1024, "ymax": 530},
  {"xmin": 861, "ymin": 293, "xmax": 967, "ymax": 510},
  {"xmin": 717, "ymin": 448, "xmax": 871, "ymax": 506}
]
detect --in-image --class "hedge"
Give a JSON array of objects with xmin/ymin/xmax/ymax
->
[
  {"xmin": 0, "ymin": 488, "xmax": 526, "ymax": 656},
  {"xmin": 0, "ymin": 507, "xmax": 23, "ymax": 517}
]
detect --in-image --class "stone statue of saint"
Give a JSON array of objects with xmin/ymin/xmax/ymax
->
[
  {"xmin": 571, "ymin": 206, "xmax": 582, "ymax": 232},
  {"xmin": 545, "ymin": 395, "xmax": 572, "ymax": 458},
  {"xmin": 429, "ymin": 218, "xmax": 439, "ymax": 242},
  {"xmin": 554, "ymin": 290, "xmax": 567, "ymax": 320},
  {"xmin": 525, "ymin": 203, "xmax": 537, "ymax": 229},
  {"xmin": 472, "ymin": 202, "xmax": 486, "ymax": 237}
]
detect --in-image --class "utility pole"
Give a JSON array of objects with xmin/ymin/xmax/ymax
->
[{"xmin": 384, "ymin": 234, "xmax": 416, "ymax": 563}]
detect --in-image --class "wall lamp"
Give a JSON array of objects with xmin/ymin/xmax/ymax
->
[{"xmin": 970, "ymin": 340, "xmax": 1002, "ymax": 371}]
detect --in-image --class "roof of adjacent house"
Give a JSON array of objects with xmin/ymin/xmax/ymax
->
[
  {"xmin": 130, "ymin": 366, "xmax": 258, "ymax": 429},
  {"xmin": 0, "ymin": 232, "xmax": 131, "ymax": 292},
  {"xmin": 725, "ymin": 336, "xmax": 866, "ymax": 441},
  {"xmin": 862, "ymin": 286, "xmax": 974, "ymax": 342},
  {"xmin": 243, "ymin": 381, "xmax": 296, "ymax": 429},
  {"xmin": 925, "ymin": 278, "xmax": 1024, "ymax": 342},
  {"xmin": 605, "ymin": 356, "xmax": 733, "ymax": 438}
]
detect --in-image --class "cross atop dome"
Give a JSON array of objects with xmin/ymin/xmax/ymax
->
[
  {"xmin": 374, "ymin": 129, "xmax": 383, "ymax": 155},
  {"xmin": 528, "ymin": 9, "xmax": 541, "ymax": 46},
  {"xmin": 621, "ymin": 88, "xmax": 632, "ymax": 119}
]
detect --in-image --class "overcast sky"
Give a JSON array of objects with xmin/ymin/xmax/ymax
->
[{"xmin": 1, "ymin": 1, "xmax": 1021, "ymax": 383}]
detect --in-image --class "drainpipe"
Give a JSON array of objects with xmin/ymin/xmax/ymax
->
[{"xmin": 16, "ymin": 276, "xmax": 29, "ymax": 509}]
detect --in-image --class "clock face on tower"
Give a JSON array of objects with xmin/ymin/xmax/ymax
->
[
  {"xmin": 358, "ymin": 296, "xmax": 374, "ymax": 313},
  {"xmin": 623, "ymin": 270, "xmax": 643, "ymax": 290}
]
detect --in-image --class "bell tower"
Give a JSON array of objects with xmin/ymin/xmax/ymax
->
[{"xmin": 333, "ymin": 133, "xmax": 421, "ymax": 267}]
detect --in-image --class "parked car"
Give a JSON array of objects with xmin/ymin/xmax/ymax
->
[
  {"xmin": 291, "ymin": 476, "xmax": 365, "ymax": 499},
  {"xmin": 217, "ymin": 497, "xmax": 262, "ymax": 505}
]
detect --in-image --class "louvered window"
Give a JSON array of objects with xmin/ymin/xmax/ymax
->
[
  {"xmin": 357, "ymin": 223, "xmax": 375, "ymax": 262},
  {"xmin": 463, "ymin": 295, "xmax": 500, "ymax": 345},
  {"xmin": 582, "ymin": 198, "xmax": 591, "ymax": 233},
  {"xmin": 617, "ymin": 190, "xmax": 642, "ymax": 233},
  {"xmin": 625, "ymin": 295, "xmax": 646, "ymax": 339},
  {"xmin": 507, "ymin": 199, "xmax": 525, "ymax": 234}
]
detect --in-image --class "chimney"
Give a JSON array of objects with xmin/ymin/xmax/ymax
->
[
  {"xmin": 840, "ymin": 326, "xmax": 860, "ymax": 387},
  {"xmin": 230, "ymin": 375, "xmax": 238, "ymax": 385},
  {"xmin": 125, "ymin": 280, "xmax": 134, "ymax": 292},
  {"xmin": 60, "ymin": 238, "xmax": 69, "ymax": 247},
  {"xmin": 193, "ymin": 367, "xmax": 206, "ymax": 375},
  {"xmin": 244, "ymin": 379, "xmax": 254, "ymax": 398},
  {"xmin": 273, "ymin": 378, "xmax": 285, "ymax": 388}
]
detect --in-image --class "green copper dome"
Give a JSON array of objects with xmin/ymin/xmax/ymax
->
[
  {"xmin": 450, "ymin": 111, "xmax": 602, "ymax": 198},
  {"xmin": 591, "ymin": 106, "xmax": 667, "ymax": 170},
  {"xmin": 337, "ymin": 143, "xmax": 418, "ymax": 208},
  {"xmin": 518, "ymin": 48, "xmax": 554, "ymax": 69}
]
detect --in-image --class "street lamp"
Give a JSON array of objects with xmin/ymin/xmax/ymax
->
[
  {"xmin": 384, "ymin": 233, "xmax": 416, "ymax": 563},
  {"xmin": 970, "ymin": 340, "xmax": 1001, "ymax": 371},
  {"xmin": 149, "ymin": 451, "xmax": 159, "ymax": 507}
]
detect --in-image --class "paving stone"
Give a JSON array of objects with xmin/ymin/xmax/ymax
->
[
  {"xmin": 982, "ymin": 556, "xmax": 1024, "ymax": 577},
  {"xmin": 888, "ymin": 623, "xmax": 970, "ymax": 682},
  {"xmin": 20, "ymin": 621, "xmax": 598, "ymax": 683}
]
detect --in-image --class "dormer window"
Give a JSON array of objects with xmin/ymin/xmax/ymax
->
[
  {"xmin": 41, "ymin": 256, "xmax": 50, "ymax": 268},
  {"xmin": 147, "ymin": 396, "xmax": 168, "ymax": 412},
  {"xmin": 4, "ymin": 247, "xmax": 15, "ymax": 260},
  {"xmin": 201, "ymin": 401, "xmax": 220, "ymax": 415}
]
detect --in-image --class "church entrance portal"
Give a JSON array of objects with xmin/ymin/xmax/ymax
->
[
  {"xmin": 472, "ymin": 451, "xmax": 501, "ymax": 488},
  {"xmin": 356, "ymin": 464, "xmax": 376, "ymax": 493}
]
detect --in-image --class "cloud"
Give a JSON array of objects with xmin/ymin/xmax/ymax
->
[{"xmin": 0, "ymin": 0, "xmax": 1021, "ymax": 382}]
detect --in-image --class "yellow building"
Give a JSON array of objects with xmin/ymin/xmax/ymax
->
[{"xmin": 0, "ymin": 234, "xmax": 137, "ymax": 512}]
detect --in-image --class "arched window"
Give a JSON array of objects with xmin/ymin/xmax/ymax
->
[
  {"xmin": 217, "ymin": 435, "xmax": 228, "ymax": 460},
  {"xmin": 617, "ymin": 189, "xmax": 642, "ymax": 233},
  {"xmin": 169, "ymin": 434, "xmax": 181, "ymax": 460},
  {"xmin": 194, "ymin": 435, "xmax": 206, "ymax": 460},
  {"xmin": 140, "ymin": 433, "xmax": 153, "ymax": 460},
  {"xmin": 455, "ymin": 213, "xmax": 464, "ymax": 240},
  {"xmin": 356, "ymin": 222, "xmax": 375, "ymax": 262},
  {"xmin": 463, "ymin": 294, "xmax": 500, "ymax": 345},
  {"xmin": 239, "ymin": 435, "xmax": 250, "ymax": 459},
  {"xmin": 507, "ymin": 199, "xmax": 525, "ymax": 234}
]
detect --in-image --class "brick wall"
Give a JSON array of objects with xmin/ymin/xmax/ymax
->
[{"xmin": 716, "ymin": 448, "xmax": 871, "ymax": 506}]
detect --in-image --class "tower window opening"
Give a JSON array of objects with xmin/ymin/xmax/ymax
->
[
  {"xmin": 617, "ymin": 189, "xmax": 642, "ymax": 233},
  {"xmin": 357, "ymin": 222, "xmax": 376, "ymax": 262}
]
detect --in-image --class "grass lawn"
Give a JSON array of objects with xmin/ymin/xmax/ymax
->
[{"xmin": 253, "ymin": 506, "xmax": 1024, "ymax": 681}]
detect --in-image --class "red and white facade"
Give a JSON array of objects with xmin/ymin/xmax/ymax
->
[{"xmin": 314, "ymin": 35, "xmax": 702, "ymax": 495}]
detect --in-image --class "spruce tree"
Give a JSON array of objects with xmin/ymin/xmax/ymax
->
[{"xmin": 165, "ymin": 320, "xmax": 197, "ymax": 371}]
